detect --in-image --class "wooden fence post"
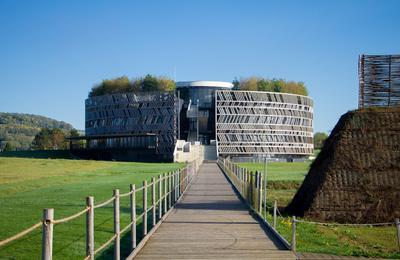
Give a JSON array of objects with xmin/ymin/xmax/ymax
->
[
  {"xmin": 158, "ymin": 175, "xmax": 162, "ymax": 219},
  {"xmin": 396, "ymin": 218, "xmax": 400, "ymax": 251},
  {"xmin": 86, "ymin": 197, "xmax": 94, "ymax": 260},
  {"xmin": 176, "ymin": 171, "xmax": 179, "ymax": 201},
  {"xmin": 152, "ymin": 177, "xmax": 156, "ymax": 227},
  {"xmin": 143, "ymin": 181, "xmax": 147, "ymax": 236},
  {"xmin": 113, "ymin": 189, "xmax": 120, "ymax": 260},
  {"xmin": 164, "ymin": 173, "xmax": 167, "ymax": 213},
  {"xmin": 168, "ymin": 172, "xmax": 172, "ymax": 208},
  {"xmin": 291, "ymin": 216, "xmax": 296, "ymax": 252},
  {"xmin": 259, "ymin": 174, "xmax": 263, "ymax": 214},
  {"xmin": 178, "ymin": 169, "xmax": 181, "ymax": 197},
  {"xmin": 130, "ymin": 184, "xmax": 136, "ymax": 250},
  {"xmin": 273, "ymin": 201, "xmax": 277, "ymax": 229},
  {"xmin": 42, "ymin": 208, "xmax": 54, "ymax": 260},
  {"xmin": 172, "ymin": 171, "xmax": 176, "ymax": 203}
]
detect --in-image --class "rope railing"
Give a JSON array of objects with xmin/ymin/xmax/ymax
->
[
  {"xmin": 218, "ymin": 157, "xmax": 400, "ymax": 253},
  {"xmin": 93, "ymin": 196, "xmax": 115, "ymax": 209},
  {"xmin": 0, "ymin": 222, "xmax": 42, "ymax": 247},
  {"xmin": 0, "ymin": 158, "xmax": 202, "ymax": 260},
  {"xmin": 52, "ymin": 207, "xmax": 90, "ymax": 225},
  {"xmin": 295, "ymin": 219, "xmax": 395, "ymax": 226}
]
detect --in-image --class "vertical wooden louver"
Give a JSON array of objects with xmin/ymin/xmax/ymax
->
[{"xmin": 359, "ymin": 54, "xmax": 400, "ymax": 108}]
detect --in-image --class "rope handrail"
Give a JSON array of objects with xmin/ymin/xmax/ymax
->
[
  {"xmin": 135, "ymin": 186, "xmax": 145, "ymax": 193},
  {"xmin": 295, "ymin": 219, "xmax": 395, "ymax": 226},
  {"xmin": 52, "ymin": 207, "xmax": 90, "ymax": 224},
  {"xmin": 120, "ymin": 221, "xmax": 133, "ymax": 235},
  {"xmin": 220, "ymin": 157, "xmax": 400, "ymax": 254},
  {"xmin": 119, "ymin": 190, "xmax": 134, "ymax": 198},
  {"xmin": 0, "ymin": 160, "xmax": 200, "ymax": 257},
  {"xmin": 94, "ymin": 197, "xmax": 115, "ymax": 209},
  {"xmin": 136, "ymin": 212, "xmax": 145, "ymax": 222},
  {"xmin": 0, "ymin": 221, "xmax": 42, "ymax": 247},
  {"xmin": 93, "ymin": 234, "xmax": 117, "ymax": 255}
]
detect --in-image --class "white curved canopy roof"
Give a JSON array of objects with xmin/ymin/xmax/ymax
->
[{"xmin": 176, "ymin": 81, "xmax": 233, "ymax": 89}]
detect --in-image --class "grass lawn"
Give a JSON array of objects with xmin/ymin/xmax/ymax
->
[
  {"xmin": 270, "ymin": 215, "xmax": 400, "ymax": 258},
  {"xmin": 0, "ymin": 157, "xmax": 184, "ymax": 259},
  {"xmin": 238, "ymin": 161, "xmax": 310, "ymax": 206},
  {"xmin": 239, "ymin": 161, "xmax": 400, "ymax": 258},
  {"xmin": 238, "ymin": 161, "xmax": 310, "ymax": 182}
]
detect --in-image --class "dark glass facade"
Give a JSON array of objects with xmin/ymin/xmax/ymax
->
[{"xmin": 178, "ymin": 84, "xmax": 232, "ymax": 144}]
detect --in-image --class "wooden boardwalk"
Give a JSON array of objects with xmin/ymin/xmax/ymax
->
[{"xmin": 134, "ymin": 162, "xmax": 296, "ymax": 259}]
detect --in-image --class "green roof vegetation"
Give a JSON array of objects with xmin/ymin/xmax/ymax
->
[
  {"xmin": 88, "ymin": 74, "xmax": 176, "ymax": 97},
  {"xmin": 233, "ymin": 77, "xmax": 308, "ymax": 96}
]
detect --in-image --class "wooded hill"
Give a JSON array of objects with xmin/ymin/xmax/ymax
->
[{"xmin": 0, "ymin": 113, "xmax": 74, "ymax": 150}]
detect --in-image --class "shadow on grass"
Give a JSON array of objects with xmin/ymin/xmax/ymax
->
[
  {"xmin": 0, "ymin": 150, "xmax": 72, "ymax": 159},
  {"xmin": 97, "ymin": 209, "xmax": 159, "ymax": 259}
]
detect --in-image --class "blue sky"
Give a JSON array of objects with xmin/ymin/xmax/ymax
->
[{"xmin": 0, "ymin": 0, "xmax": 399, "ymax": 132}]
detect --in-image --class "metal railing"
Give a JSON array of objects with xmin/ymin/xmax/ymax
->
[
  {"xmin": 0, "ymin": 159, "xmax": 201, "ymax": 260},
  {"xmin": 218, "ymin": 157, "xmax": 400, "ymax": 253}
]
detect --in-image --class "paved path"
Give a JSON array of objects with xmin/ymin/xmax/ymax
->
[{"xmin": 134, "ymin": 163, "xmax": 296, "ymax": 259}]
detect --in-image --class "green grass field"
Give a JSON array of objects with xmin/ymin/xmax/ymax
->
[
  {"xmin": 238, "ymin": 161, "xmax": 310, "ymax": 182},
  {"xmin": 238, "ymin": 161, "xmax": 309, "ymax": 206},
  {"xmin": 239, "ymin": 161, "xmax": 400, "ymax": 258},
  {"xmin": 0, "ymin": 157, "xmax": 184, "ymax": 259}
]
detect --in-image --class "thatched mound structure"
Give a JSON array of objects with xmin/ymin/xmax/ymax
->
[{"xmin": 286, "ymin": 107, "xmax": 400, "ymax": 223}]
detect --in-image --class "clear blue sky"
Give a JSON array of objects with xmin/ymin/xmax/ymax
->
[{"xmin": 0, "ymin": 0, "xmax": 399, "ymax": 132}]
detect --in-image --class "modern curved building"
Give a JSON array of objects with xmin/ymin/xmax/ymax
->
[
  {"xmin": 72, "ymin": 80, "xmax": 313, "ymax": 162},
  {"xmin": 215, "ymin": 90, "xmax": 313, "ymax": 159}
]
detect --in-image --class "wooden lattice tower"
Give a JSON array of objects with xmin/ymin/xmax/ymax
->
[{"xmin": 359, "ymin": 54, "xmax": 400, "ymax": 108}]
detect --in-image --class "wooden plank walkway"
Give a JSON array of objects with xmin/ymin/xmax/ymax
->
[{"xmin": 134, "ymin": 162, "xmax": 296, "ymax": 259}]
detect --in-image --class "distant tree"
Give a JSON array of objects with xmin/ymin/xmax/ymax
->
[
  {"xmin": 314, "ymin": 132, "xmax": 329, "ymax": 149},
  {"xmin": 232, "ymin": 78, "xmax": 240, "ymax": 89},
  {"xmin": 238, "ymin": 77, "xmax": 259, "ymax": 91},
  {"xmin": 4, "ymin": 142, "xmax": 14, "ymax": 151},
  {"xmin": 32, "ymin": 128, "xmax": 52, "ymax": 150},
  {"xmin": 88, "ymin": 75, "xmax": 176, "ymax": 97},
  {"xmin": 69, "ymin": 129, "xmax": 80, "ymax": 138},
  {"xmin": 235, "ymin": 77, "xmax": 308, "ymax": 96},
  {"xmin": 51, "ymin": 128, "xmax": 67, "ymax": 149},
  {"xmin": 142, "ymin": 74, "xmax": 160, "ymax": 91},
  {"xmin": 32, "ymin": 128, "xmax": 68, "ymax": 150},
  {"xmin": 158, "ymin": 77, "xmax": 176, "ymax": 91},
  {"xmin": 89, "ymin": 76, "xmax": 131, "ymax": 97}
]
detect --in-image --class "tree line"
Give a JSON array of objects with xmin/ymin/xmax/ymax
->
[
  {"xmin": 0, "ymin": 113, "xmax": 74, "ymax": 150},
  {"xmin": 1, "ymin": 128, "xmax": 80, "ymax": 151},
  {"xmin": 233, "ymin": 77, "xmax": 308, "ymax": 96},
  {"xmin": 88, "ymin": 75, "xmax": 309, "ymax": 97},
  {"xmin": 89, "ymin": 74, "xmax": 175, "ymax": 97}
]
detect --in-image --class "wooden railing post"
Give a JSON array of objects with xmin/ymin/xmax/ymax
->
[
  {"xmin": 151, "ymin": 177, "xmax": 156, "ymax": 227},
  {"xmin": 291, "ymin": 216, "xmax": 296, "ymax": 252},
  {"xmin": 168, "ymin": 172, "xmax": 172, "ymax": 208},
  {"xmin": 240, "ymin": 168, "xmax": 244, "ymax": 196},
  {"xmin": 163, "ymin": 173, "xmax": 167, "ymax": 213},
  {"xmin": 130, "ymin": 184, "xmax": 136, "ymax": 250},
  {"xmin": 158, "ymin": 175, "xmax": 162, "ymax": 219},
  {"xmin": 273, "ymin": 201, "xmax": 277, "ymax": 229},
  {"xmin": 396, "ymin": 218, "xmax": 400, "ymax": 251},
  {"xmin": 172, "ymin": 171, "xmax": 176, "ymax": 203},
  {"xmin": 86, "ymin": 197, "xmax": 94, "ymax": 260},
  {"xmin": 113, "ymin": 189, "xmax": 120, "ymax": 260},
  {"xmin": 178, "ymin": 169, "xmax": 181, "ymax": 197},
  {"xmin": 143, "ymin": 181, "xmax": 148, "ymax": 236},
  {"xmin": 42, "ymin": 208, "xmax": 54, "ymax": 260},
  {"xmin": 259, "ymin": 174, "xmax": 263, "ymax": 214}
]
